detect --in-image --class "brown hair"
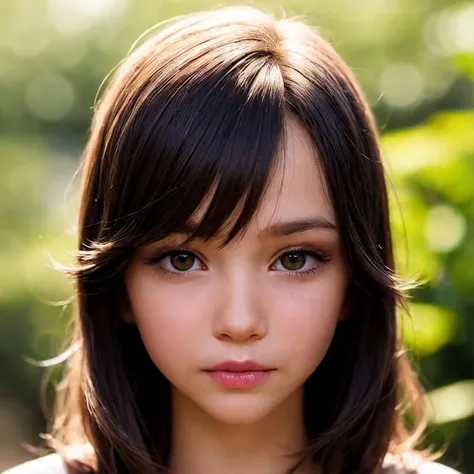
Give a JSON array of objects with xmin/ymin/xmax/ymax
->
[{"xmin": 43, "ymin": 6, "xmax": 436, "ymax": 474}]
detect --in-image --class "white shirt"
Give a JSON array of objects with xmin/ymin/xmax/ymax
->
[{"xmin": 2, "ymin": 453, "xmax": 463, "ymax": 474}]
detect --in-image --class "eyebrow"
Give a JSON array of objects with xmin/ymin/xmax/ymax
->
[
  {"xmin": 259, "ymin": 217, "xmax": 338, "ymax": 238},
  {"xmin": 174, "ymin": 216, "xmax": 338, "ymax": 239}
]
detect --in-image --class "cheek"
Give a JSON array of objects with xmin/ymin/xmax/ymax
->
[
  {"xmin": 125, "ymin": 272, "xmax": 208, "ymax": 369},
  {"xmin": 276, "ymin": 304, "xmax": 338, "ymax": 370},
  {"xmin": 272, "ymin": 272, "xmax": 346, "ymax": 367}
]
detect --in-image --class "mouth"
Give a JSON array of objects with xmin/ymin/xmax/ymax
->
[
  {"xmin": 206, "ymin": 360, "xmax": 274, "ymax": 372},
  {"xmin": 203, "ymin": 360, "xmax": 276, "ymax": 389}
]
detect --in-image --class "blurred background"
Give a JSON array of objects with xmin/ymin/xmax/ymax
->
[{"xmin": 0, "ymin": 0, "xmax": 473, "ymax": 471}]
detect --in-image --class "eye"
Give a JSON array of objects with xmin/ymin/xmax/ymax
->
[
  {"xmin": 159, "ymin": 251, "xmax": 204, "ymax": 273},
  {"xmin": 272, "ymin": 249, "xmax": 329, "ymax": 274}
]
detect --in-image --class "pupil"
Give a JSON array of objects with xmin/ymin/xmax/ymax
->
[
  {"xmin": 171, "ymin": 253, "xmax": 194, "ymax": 271},
  {"xmin": 282, "ymin": 253, "xmax": 305, "ymax": 271}
]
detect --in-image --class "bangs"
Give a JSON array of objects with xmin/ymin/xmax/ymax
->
[{"xmin": 104, "ymin": 51, "xmax": 287, "ymax": 248}]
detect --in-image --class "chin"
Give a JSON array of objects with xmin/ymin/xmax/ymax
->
[{"xmin": 197, "ymin": 393, "xmax": 282, "ymax": 424}]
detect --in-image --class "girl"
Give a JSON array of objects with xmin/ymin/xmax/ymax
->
[{"xmin": 4, "ymin": 6, "xmax": 462, "ymax": 474}]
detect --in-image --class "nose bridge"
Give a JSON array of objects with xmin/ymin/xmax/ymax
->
[{"xmin": 213, "ymin": 265, "xmax": 265, "ymax": 342}]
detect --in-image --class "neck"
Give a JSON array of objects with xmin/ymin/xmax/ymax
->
[{"xmin": 168, "ymin": 388, "xmax": 318, "ymax": 474}]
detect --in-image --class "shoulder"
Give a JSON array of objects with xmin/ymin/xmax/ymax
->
[
  {"xmin": 416, "ymin": 462, "xmax": 462, "ymax": 474},
  {"xmin": 2, "ymin": 454, "xmax": 69, "ymax": 474},
  {"xmin": 383, "ymin": 454, "xmax": 462, "ymax": 474}
]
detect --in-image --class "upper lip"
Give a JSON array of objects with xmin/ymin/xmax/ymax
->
[{"xmin": 206, "ymin": 360, "xmax": 273, "ymax": 372}]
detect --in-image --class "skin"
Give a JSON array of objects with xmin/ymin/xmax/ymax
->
[{"xmin": 124, "ymin": 117, "xmax": 350, "ymax": 474}]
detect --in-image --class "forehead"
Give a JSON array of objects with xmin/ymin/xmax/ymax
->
[
  {"xmin": 255, "ymin": 117, "xmax": 334, "ymax": 228},
  {"xmin": 192, "ymin": 116, "xmax": 335, "ymax": 238}
]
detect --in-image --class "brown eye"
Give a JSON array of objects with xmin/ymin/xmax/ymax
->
[
  {"xmin": 280, "ymin": 252, "xmax": 306, "ymax": 271},
  {"xmin": 169, "ymin": 253, "xmax": 196, "ymax": 271}
]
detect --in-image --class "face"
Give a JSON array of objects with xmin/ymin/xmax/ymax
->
[{"xmin": 124, "ymin": 117, "xmax": 349, "ymax": 425}]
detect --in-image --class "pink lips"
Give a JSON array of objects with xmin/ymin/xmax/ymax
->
[{"xmin": 204, "ymin": 360, "xmax": 275, "ymax": 389}]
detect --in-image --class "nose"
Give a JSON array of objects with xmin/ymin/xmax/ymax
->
[{"xmin": 213, "ymin": 270, "xmax": 266, "ymax": 343}]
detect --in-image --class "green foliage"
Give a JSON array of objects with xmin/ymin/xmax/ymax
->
[{"xmin": 382, "ymin": 110, "xmax": 474, "ymax": 464}]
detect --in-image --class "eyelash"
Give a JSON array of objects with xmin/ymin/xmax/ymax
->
[
  {"xmin": 144, "ymin": 246, "xmax": 332, "ymax": 279},
  {"xmin": 272, "ymin": 247, "xmax": 332, "ymax": 278}
]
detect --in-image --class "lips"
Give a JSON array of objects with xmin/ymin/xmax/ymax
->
[
  {"xmin": 204, "ymin": 360, "xmax": 275, "ymax": 389},
  {"xmin": 206, "ymin": 360, "xmax": 273, "ymax": 372}
]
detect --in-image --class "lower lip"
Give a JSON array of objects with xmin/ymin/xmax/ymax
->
[{"xmin": 205, "ymin": 370, "xmax": 273, "ymax": 389}]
